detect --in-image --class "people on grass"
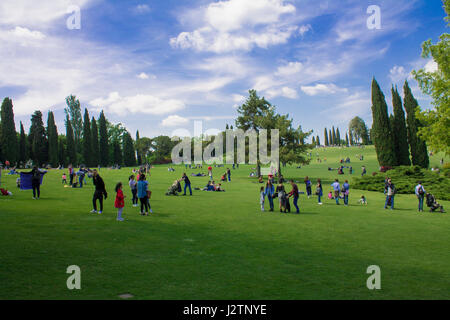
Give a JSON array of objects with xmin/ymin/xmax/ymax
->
[
  {"xmin": 316, "ymin": 179, "xmax": 323, "ymax": 205},
  {"xmin": 276, "ymin": 182, "xmax": 285, "ymax": 212},
  {"xmin": 208, "ymin": 166, "xmax": 213, "ymax": 180},
  {"xmin": 22, "ymin": 166, "xmax": 43, "ymax": 199},
  {"xmin": 227, "ymin": 168, "xmax": 231, "ymax": 182},
  {"xmin": 92, "ymin": 169, "xmax": 107, "ymax": 214},
  {"xmin": 359, "ymin": 195, "xmax": 367, "ymax": 205},
  {"xmin": 304, "ymin": 176, "xmax": 312, "ymax": 198},
  {"xmin": 115, "ymin": 182, "xmax": 125, "ymax": 221},
  {"xmin": 264, "ymin": 180, "xmax": 275, "ymax": 212},
  {"xmin": 414, "ymin": 181, "xmax": 426, "ymax": 212},
  {"xmin": 384, "ymin": 178, "xmax": 395, "ymax": 210},
  {"xmin": 331, "ymin": 179, "xmax": 341, "ymax": 205},
  {"xmin": 68, "ymin": 164, "xmax": 74, "ymax": 185},
  {"xmin": 361, "ymin": 166, "xmax": 367, "ymax": 177},
  {"xmin": 182, "ymin": 173, "xmax": 192, "ymax": 196},
  {"xmin": 137, "ymin": 174, "xmax": 152, "ymax": 215},
  {"xmin": 288, "ymin": 180, "xmax": 300, "ymax": 214},
  {"xmin": 260, "ymin": 186, "xmax": 265, "ymax": 212},
  {"xmin": 129, "ymin": 175, "xmax": 138, "ymax": 207},
  {"xmin": 62, "ymin": 173, "xmax": 67, "ymax": 184}
]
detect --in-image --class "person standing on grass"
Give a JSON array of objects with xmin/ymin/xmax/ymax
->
[
  {"xmin": 182, "ymin": 173, "xmax": 192, "ymax": 196},
  {"xmin": 264, "ymin": 180, "xmax": 275, "ymax": 212},
  {"xmin": 316, "ymin": 179, "xmax": 323, "ymax": 205},
  {"xmin": 92, "ymin": 169, "xmax": 107, "ymax": 214},
  {"xmin": 23, "ymin": 166, "xmax": 42, "ymax": 199},
  {"xmin": 415, "ymin": 181, "xmax": 426, "ymax": 212},
  {"xmin": 361, "ymin": 166, "xmax": 367, "ymax": 177},
  {"xmin": 384, "ymin": 178, "xmax": 396, "ymax": 210},
  {"xmin": 342, "ymin": 180, "xmax": 350, "ymax": 206},
  {"xmin": 208, "ymin": 166, "xmax": 213, "ymax": 181},
  {"xmin": 129, "ymin": 175, "xmax": 138, "ymax": 207},
  {"xmin": 304, "ymin": 176, "xmax": 312, "ymax": 198},
  {"xmin": 331, "ymin": 179, "xmax": 341, "ymax": 205},
  {"xmin": 137, "ymin": 174, "xmax": 152, "ymax": 215},
  {"xmin": 0, "ymin": 165, "xmax": 2, "ymax": 187},
  {"xmin": 115, "ymin": 182, "xmax": 125, "ymax": 221},
  {"xmin": 288, "ymin": 180, "xmax": 300, "ymax": 214},
  {"xmin": 259, "ymin": 186, "xmax": 265, "ymax": 212},
  {"xmin": 227, "ymin": 168, "xmax": 231, "ymax": 182},
  {"xmin": 276, "ymin": 182, "xmax": 285, "ymax": 212},
  {"xmin": 68, "ymin": 164, "xmax": 74, "ymax": 185}
]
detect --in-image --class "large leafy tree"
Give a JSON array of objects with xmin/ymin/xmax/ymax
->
[
  {"xmin": 412, "ymin": 0, "xmax": 449, "ymax": 155},
  {"xmin": 82, "ymin": 109, "xmax": 92, "ymax": 166},
  {"xmin": 0, "ymin": 97, "xmax": 18, "ymax": 163},
  {"xmin": 98, "ymin": 111, "xmax": 109, "ymax": 166},
  {"xmin": 47, "ymin": 111, "xmax": 59, "ymax": 167},
  {"xmin": 122, "ymin": 131, "xmax": 136, "ymax": 166},
  {"xmin": 150, "ymin": 135, "xmax": 178, "ymax": 163},
  {"xmin": 349, "ymin": 116, "xmax": 369, "ymax": 145},
  {"xmin": 91, "ymin": 117, "xmax": 99, "ymax": 166},
  {"xmin": 135, "ymin": 137, "xmax": 153, "ymax": 162},
  {"xmin": 65, "ymin": 95, "xmax": 83, "ymax": 154},
  {"xmin": 391, "ymin": 86, "xmax": 411, "ymax": 165},
  {"xmin": 112, "ymin": 140, "xmax": 123, "ymax": 166},
  {"xmin": 65, "ymin": 116, "xmax": 76, "ymax": 165},
  {"xmin": 403, "ymin": 81, "xmax": 430, "ymax": 168},
  {"xmin": 371, "ymin": 78, "xmax": 397, "ymax": 167},
  {"xmin": 29, "ymin": 111, "xmax": 48, "ymax": 166}
]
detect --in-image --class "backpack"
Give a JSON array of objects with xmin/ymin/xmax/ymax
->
[{"xmin": 418, "ymin": 186, "xmax": 424, "ymax": 196}]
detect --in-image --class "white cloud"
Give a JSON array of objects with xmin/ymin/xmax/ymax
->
[
  {"xmin": 389, "ymin": 66, "xmax": 410, "ymax": 83},
  {"xmin": 161, "ymin": 115, "xmax": 189, "ymax": 127},
  {"xmin": 170, "ymin": 0, "xmax": 298, "ymax": 53},
  {"xmin": 90, "ymin": 92, "xmax": 185, "ymax": 116},
  {"xmin": 275, "ymin": 61, "xmax": 303, "ymax": 77},
  {"xmin": 298, "ymin": 24, "xmax": 312, "ymax": 36},
  {"xmin": 133, "ymin": 4, "xmax": 151, "ymax": 14},
  {"xmin": 301, "ymin": 83, "xmax": 348, "ymax": 96},
  {"xmin": 424, "ymin": 60, "xmax": 438, "ymax": 73},
  {"xmin": 266, "ymin": 86, "xmax": 298, "ymax": 99}
]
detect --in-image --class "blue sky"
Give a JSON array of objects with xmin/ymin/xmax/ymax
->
[{"xmin": 0, "ymin": 0, "xmax": 447, "ymax": 142}]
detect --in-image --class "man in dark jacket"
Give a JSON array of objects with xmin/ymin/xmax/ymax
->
[
  {"xmin": 92, "ymin": 170, "xmax": 107, "ymax": 214},
  {"xmin": 182, "ymin": 173, "xmax": 192, "ymax": 196}
]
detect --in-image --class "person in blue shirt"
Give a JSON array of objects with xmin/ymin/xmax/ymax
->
[
  {"xmin": 304, "ymin": 176, "xmax": 312, "ymax": 198},
  {"xmin": 316, "ymin": 179, "xmax": 323, "ymax": 205},
  {"xmin": 342, "ymin": 180, "xmax": 350, "ymax": 206},
  {"xmin": 182, "ymin": 173, "xmax": 192, "ymax": 196},
  {"xmin": 137, "ymin": 174, "xmax": 152, "ymax": 215},
  {"xmin": 331, "ymin": 179, "xmax": 341, "ymax": 205},
  {"xmin": 264, "ymin": 180, "xmax": 275, "ymax": 212}
]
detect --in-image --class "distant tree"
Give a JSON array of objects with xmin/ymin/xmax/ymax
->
[
  {"xmin": 65, "ymin": 116, "xmax": 76, "ymax": 165},
  {"xmin": 336, "ymin": 127, "xmax": 341, "ymax": 146},
  {"xmin": 329, "ymin": 129, "xmax": 333, "ymax": 146},
  {"xmin": 403, "ymin": 81, "xmax": 430, "ymax": 168},
  {"xmin": 391, "ymin": 86, "xmax": 411, "ymax": 165},
  {"xmin": 345, "ymin": 132, "xmax": 349, "ymax": 146},
  {"xmin": 64, "ymin": 95, "xmax": 83, "ymax": 154},
  {"xmin": 312, "ymin": 136, "xmax": 316, "ymax": 145},
  {"xmin": 82, "ymin": 109, "xmax": 92, "ymax": 166},
  {"xmin": 371, "ymin": 78, "xmax": 397, "ymax": 167},
  {"xmin": 58, "ymin": 135, "xmax": 66, "ymax": 167},
  {"xmin": 349, "ymin": 130, "xmax": 354, "ymax": 146},
  {"xmin": 98, "ymin": 111, "xmax": 109, "ymax": 166},
  {"xmin": 29, "ymin": 111, "xmax": 48, "ymax": 166},
  {"xmin": 0, "ymin": 97, "xmax": 18, "ymax": 163},
  {"xmin": 122, "ymin": 131, "xmax": 136, "ymax": 167},
  {"xmin": 47, "ymin": 111, "xmax": 59, "ymax": 167},
  {"xmin": 349, "ymin": 116, "xmax": 369, "ymax": 145},
  {"xmin": 324, "ymin": 128, "xmax": 329, "ymax": 146},
  {"xmin": 135, "ymin": 137, "xmax": 153, "ymax": 162},
  {"xmin": 112, "ymin": 140, "xmax": 123, "ymax": 165},
  {"xmin": 91, "ymin": 117, "xmax": 99, "ymax": 166},
  {"xmin": 136, "ymin": 130, "xmax": 142, "ymax": 165},
  {"xmin": 316, "ymin": 135, "xmax": 321, "ymax": 146},
  {"xmin": 18, "ymin": 121, "xmax": 27, "ymax": 164}
]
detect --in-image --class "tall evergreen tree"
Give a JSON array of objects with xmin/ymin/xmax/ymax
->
[
  {"xmin": 98, "ymin": 111, "xmax": 109, "ymax": 166},
  {"xmin": 47, "ymin": 111, "xmax": 59, "ymax": 167},
  {"xmin": 349, "ymin": 130, "xmax": 354, "ymax": 146},
  {"xmin": 345, "ymin": 132, "xmax": 349, "ymax": 146},
  {"xmin": 19, "ymin": 121, "xmax": 27, "ymax": 164},
  {"xmin": 82, "ymin": 109, "xmax": 92, "ymax": 166},
  {"xmin": 312, "ymin": 136, "xmax": 316, "ymax": 145},
  {"xmin": 58, "ymin": 136, "xmax": 66, "ymax": 167},
  {"xmin": 371, "ymin": 78, "xmax": 397, "ymax": 166},
  {"xmin": 329, "ymin": 129, "xmax": 333, "ymax": 146},
  {"xmin": 112, "ymin": 140, "xmax": 123, "ymax": 165},
  {"xmin": 29, "ymin": 111, "xmax": 48, "ymax": 166},
  {"xmin": 64, "ymin": 95, "xmax": 83, "ymax": 155},
  {"xmin": 91, "ymin": 117, "xmax": 99, "ymax": 166},
  {"xmin": 332, "ymin": 127, "xmax": 337, "ymax": 146},
  {"xmin": 316, "ymin": 135, "xmax": 321, "ymax": 146},
  {"xmin": 324, "ymin": 128, "xmax": 329, "ymax": 146},
  {"xmin": 391, "ymin": 87, "xmax": 411, "ymax": 166},
  {"xmin": 0, "ymin": 97, "xmax": 18, "ymax": 163},
  {"xmin": 123, "ymin": 132, "xmax": 136, "ymax": 167},
  {"xmin": 136, "ymin": 130, "xmax": 142, "ymax": 165},
  {"xmin": 65, "ymin": 116, "xmax": 76, "ymax": 165},
  {"xmin": 336, "ymin": 128, "xmax": 341, "ymax": 146},
  {"xmin": 403, "ymin": 81, "xmax": 429, "ymax": 168}
]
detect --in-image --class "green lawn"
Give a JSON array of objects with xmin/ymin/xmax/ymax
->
[{"xmin": 0, "ymin": 146, "xmax": 449, "ymax": 299}]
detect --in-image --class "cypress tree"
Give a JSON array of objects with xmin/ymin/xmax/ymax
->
[
  {"xmin": 336, "ymin": 128, "xmax": 341, "ymax": 146},
  {"xmin": 47, "ymin": 111, "xmax": 59, "ymax": 167},
  {"xmin": 29, "ymin": 111, "xmax": 47, "ymax": 166},
  {"xmin": 66, "ymin": 116, "xmax": 76, "ymax": 165},
  {"xmin": 403, "ymin": 81, "xmax": 429, "ymax": 168},
  {"xmin": 349, "ymin": 130, "xmax": 354, "ymax": 146},
  {"xmin": 332, "ymin": 127, "xmax": 337, "ymax": 146},
  {"xmin": 391, "ymin": 87, "xmax": 411, "ymax": 166},
  {"xmin": 136, "ymin": 130, "xmax": 142, "ymax": 165},
  {"xmin": 345, "ymin": 132, "xmax": 349, "ymax": 146},
  {"xmin": 324, "ymin": 128, "xmax": 329, "ymax": 146},
  {"xmin": 98, "ymin": 111, "xmax": 109, "ymax": 166},
  {"xmin": 0, "ymin": 97, "xmax": 18, "ymax": 163},
  {"xmin": 123, "ymin": 132, "xmax": 136, "ymax": 167},
  {"xmin": 312, "ymin": 136, "xmax": 316, "ymax": 145},
  {"xmin": 82, "ymin": 109, "xmax": 92, "ymax": 166},
  {"xmin": 316, "ymin": 135, "xmax": 320, "ymax": 146},
  {"xmin": 19, "ymin": 121, "xmax": 27, "ymax": 165},
  {"xmin": 329, "ymin": 129, "xmax": 333, "ymax": 146},
  {"xmin": 91, "ymin": 117, "xmax": 99, "ymax": 166},
  {"xmin": 371, "ymin": 78, "xmax": 397, "ymax": 167},
  {"xmin": 58, "ymin": 136, "xmax": 66, "ymax": 167}
]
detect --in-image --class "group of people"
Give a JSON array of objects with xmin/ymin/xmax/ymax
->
[{"xmin": 260, "ymin": 179, "xmax": 300, "ymax": 213}]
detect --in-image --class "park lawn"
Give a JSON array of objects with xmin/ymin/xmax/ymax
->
[{"xmin": 0, "ymin": 146, "xmax": 449, "ymax": 300}]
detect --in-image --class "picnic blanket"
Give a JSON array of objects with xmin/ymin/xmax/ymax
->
[{"xmin": 19, "ymin": 172, "xmax": 46, "ymax": 190}]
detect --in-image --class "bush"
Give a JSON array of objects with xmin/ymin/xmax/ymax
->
[{"xmin": 352, "ymin": 166, "xmax": 450, "ymax": 201}]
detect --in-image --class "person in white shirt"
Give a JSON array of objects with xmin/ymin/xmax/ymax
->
[{"xmin": 415, "ymin": 182, "xmax": 426, "ymax": 212}]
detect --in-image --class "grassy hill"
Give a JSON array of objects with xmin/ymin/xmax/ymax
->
[{"xmin": 0, "ymin": 146, "xmax": 449, "ymax": 299}]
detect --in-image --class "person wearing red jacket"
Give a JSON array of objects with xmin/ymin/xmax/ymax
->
[{"xmin": 114, "ymin": 182, "xmax": 125, "ymax": 221}]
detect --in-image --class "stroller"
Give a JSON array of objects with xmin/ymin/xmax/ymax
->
[
  {"xmin": 165, "ymin": 180, "xmax": 181, "ymax": 196},
  {"xmin": 426, "ymin": 193, "xmax": 445, "ymax": 213}
]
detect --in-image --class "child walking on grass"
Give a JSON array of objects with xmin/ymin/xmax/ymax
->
[
  {"xmin": 115, "ymin": 182, "xmax": 125, "ymax": 221},
  {"xmin": 260, "ymin": 186, "xmax": 265, "ymax": 212}
]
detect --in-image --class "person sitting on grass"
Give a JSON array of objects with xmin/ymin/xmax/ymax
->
[
  {"xmin": 215, "ymin": 183, "xmax": 225, "ymax": 192},
  {"xmin": 358, "ymin": 195, "xmax": 367, "ymax": 205},
  {"xmin": 16, "ymin": 177, "xmax": 21, "ymax": 188},
  {"xmin": 221, "ymin": 173, "xmax": 226, "ymax": 182},
  {"xmin": 258, "ymin": 175, "xmax": 264, "ymax": 183},
  {"xmin": 0, "ymin": 188, "xmax": 13, "ymax": 196}
]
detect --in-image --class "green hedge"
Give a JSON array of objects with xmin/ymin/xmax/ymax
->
[{"xmin": 352, "ymin": 166, "xmax": 450, "ymax": 201}]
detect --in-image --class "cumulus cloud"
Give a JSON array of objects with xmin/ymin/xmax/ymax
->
[
  {"xmin": 170, "ymin": 0, "xmax": 298, "ymax": 53},
  {"xmin": 389, "ymin": 66, "xmax": 410, "ymax": 83},
  {"xmin": 301, "ymin": 83, "xmax": 348, "ymax": 96},
  {"xmin": 133, "ymin": 4, "xmax": 151, "ymax": 14},
  {"xmin": 161, "ymin": 115, "xmax": 189, "ymax": 127}
]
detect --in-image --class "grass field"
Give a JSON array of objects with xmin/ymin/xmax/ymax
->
[{"xmin": 0, "ymin": 146, "xmax": 449, "ymax": 300}]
